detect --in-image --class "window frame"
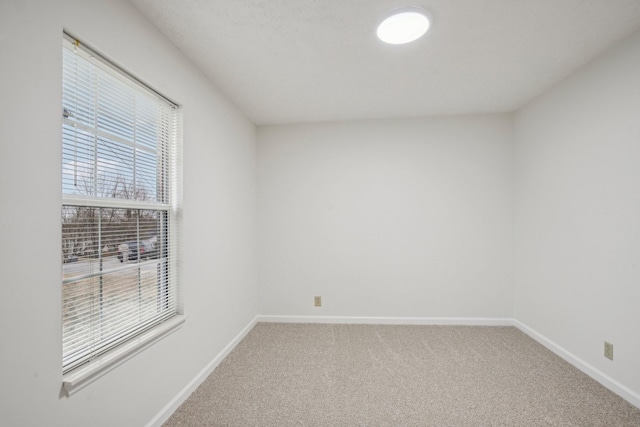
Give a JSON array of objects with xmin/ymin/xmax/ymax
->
[{"xmin": 61, "ymin": 33, "xmax": 184, "ymax": 395}]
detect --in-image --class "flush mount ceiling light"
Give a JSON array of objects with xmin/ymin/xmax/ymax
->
[{"xmin": 377, "ymin": 8, "xmax": 430, "ymax": 45}]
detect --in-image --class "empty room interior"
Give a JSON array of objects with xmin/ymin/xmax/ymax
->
[{"xmin": 2, "ymin": 0, "xmax": 640, "ymax": 425}]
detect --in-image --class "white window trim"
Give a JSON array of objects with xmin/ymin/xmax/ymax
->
[{"xmin": 62, "ymin": 314, "xmax": 186, "ymax": 396}]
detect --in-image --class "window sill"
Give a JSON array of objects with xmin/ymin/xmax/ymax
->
[{"xmin": 62, "ymin": 315, "xmax": 186, "ymax": 397}]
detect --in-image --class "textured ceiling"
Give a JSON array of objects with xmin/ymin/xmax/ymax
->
[{"xmin": 130, "ymin": 0, "xmax": 640, "ymax": 125}]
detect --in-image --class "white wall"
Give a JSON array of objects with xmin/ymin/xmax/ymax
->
[
  {"xmin": 514, "ymin": 31, "xmax": 640, "ymax": 399},
  {"xmin": 258, "ymin": 115, "xmax": 514, "ymax": 318},
  {"xmin": 0, "ymin": 1, "xmax": 257, "ymax": 426}
]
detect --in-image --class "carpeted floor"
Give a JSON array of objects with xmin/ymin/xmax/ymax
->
[{"xmin": 164, "ymin": 323, "xmax": 640, "ymax": 426}]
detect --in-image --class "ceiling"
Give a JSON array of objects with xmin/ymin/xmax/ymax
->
[{"xmin": 130, "ymin": 0, "xmax": 640, "ymax": 125}]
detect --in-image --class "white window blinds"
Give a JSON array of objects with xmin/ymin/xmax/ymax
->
[{"xmin": 61, "ymin": 35, "xmax": 180, "ymax": 374}]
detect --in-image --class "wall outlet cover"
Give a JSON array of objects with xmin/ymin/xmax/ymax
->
[{"xmin": 604, "ymin": 341, "xmax": 613, "ymax": 360}]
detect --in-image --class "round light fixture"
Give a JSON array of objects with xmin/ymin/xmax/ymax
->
[{"xmin": 377, "ymin": 8, "xmax": 430, "ymax": 45}]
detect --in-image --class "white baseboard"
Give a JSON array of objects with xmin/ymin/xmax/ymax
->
[
  {"xmin": 145, "ymin": 316, "xmax": 259, "ymax": 427},
  {"xmin": 513, "ymin": 319, "xmax": 640, "ymax": 409},
  {"xmin": 257, "ymin": 314, "xmax": 514, "ymax": 326}
]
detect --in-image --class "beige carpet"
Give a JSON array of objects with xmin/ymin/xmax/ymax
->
[{"xmin": 164, "ymin": 323, "xmax": 640, "ymax": 426}]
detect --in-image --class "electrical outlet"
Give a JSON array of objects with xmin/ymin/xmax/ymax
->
[
  {"xmin": 604, "ymin": 341, "xmax": 613, "ymax": 360},
  {"xmin": 314, "ymin": 296, "xmax": 322, "ymax": 307}
]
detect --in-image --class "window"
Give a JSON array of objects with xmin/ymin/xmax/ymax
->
[{"xmin": 61, "ymin": 34, "xmax": 181, "ymax": 376}]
